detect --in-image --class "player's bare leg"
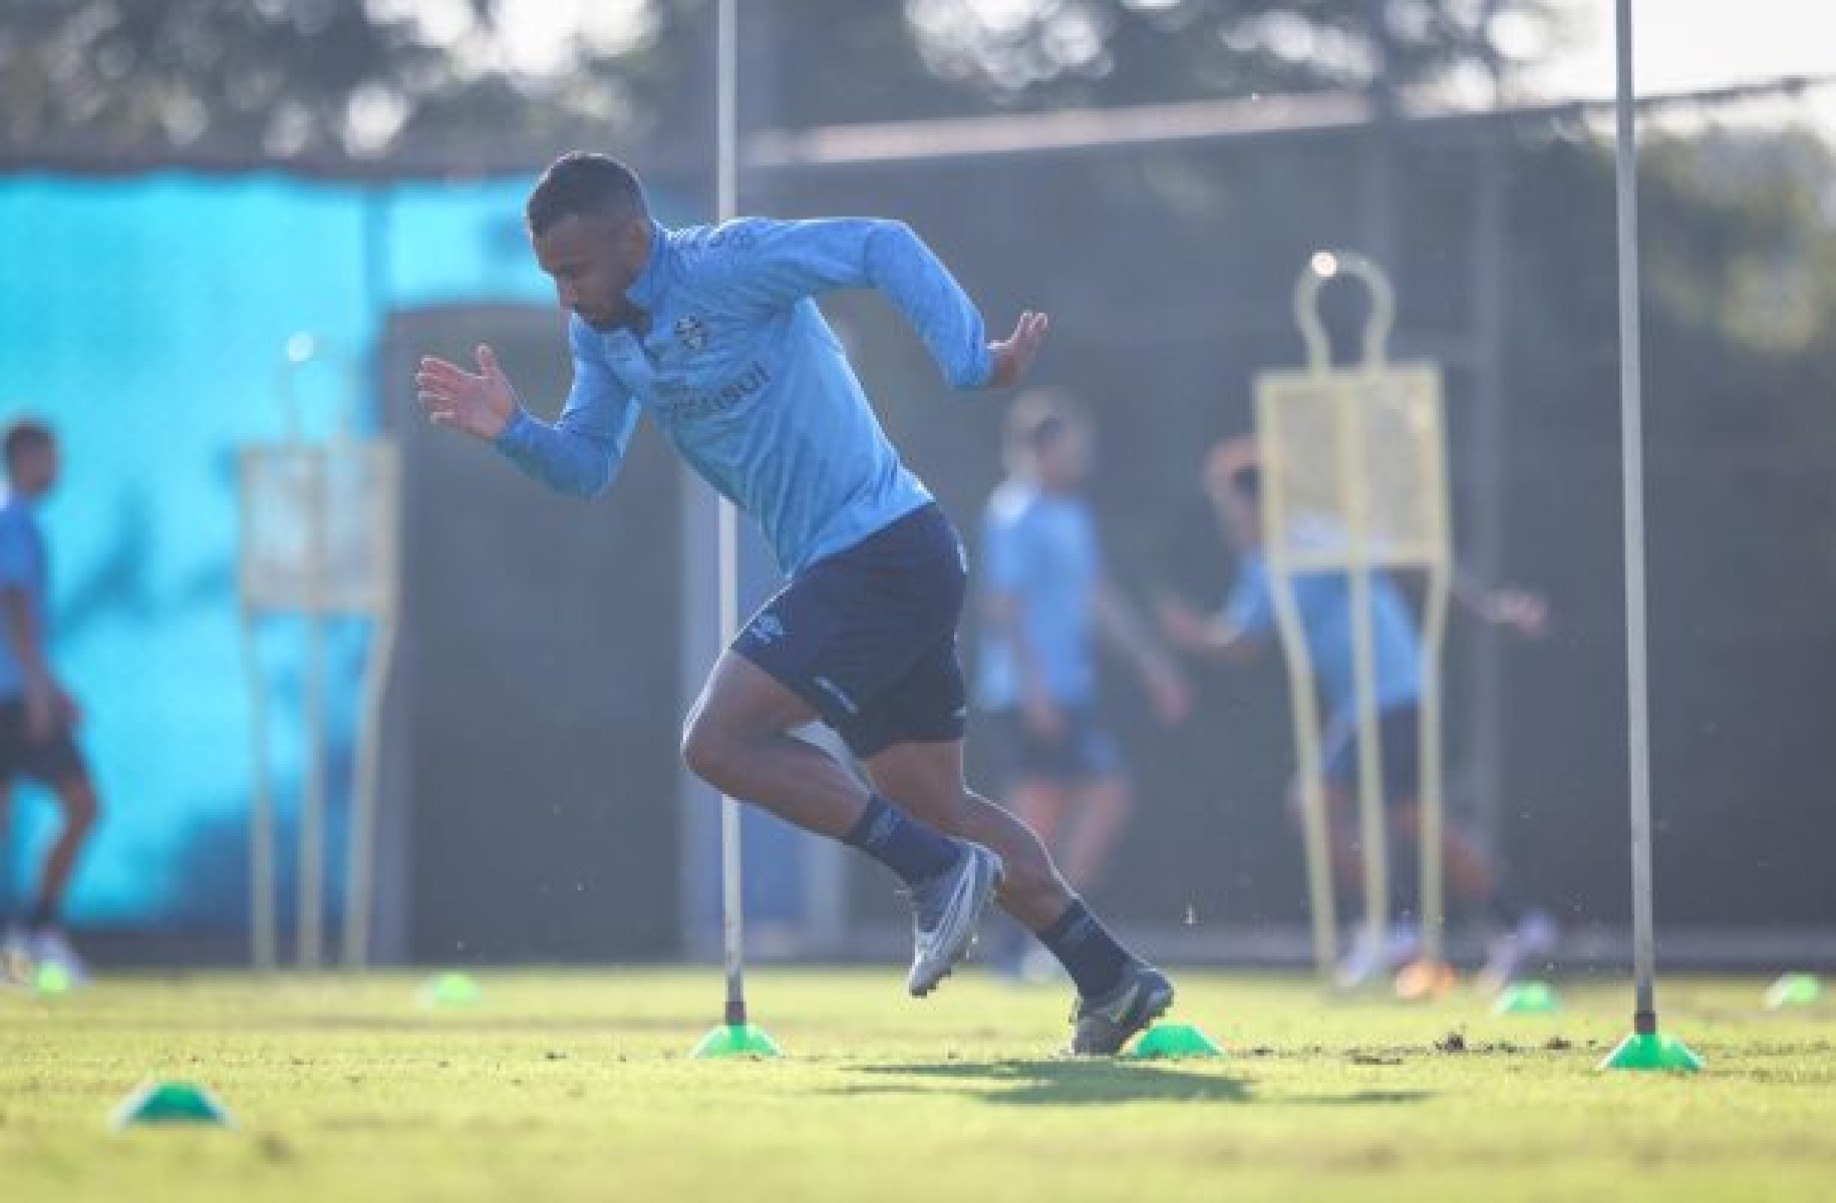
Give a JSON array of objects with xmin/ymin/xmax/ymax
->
[
  {"xmin": 681, "ymin": 652, "xmax": 868, "ymax": 838},
  {"xmin": 680, "ymin": 651, "xmax": 999, "ymax": 995},
  {"xmin": 1058, "ymin": 776, "xmax": 1133, "ymax": 889},
  {"xmin": 19, "ymin": 773, "xmax": 98, "ymax": 981},
  {"xmin": 867, "ymin": 740, "xmax": 1172, "ymax": 1053},
  {"xmin": 867, "ymin": 740, "xmax": 1069, "ymax": 931},
  {"xmin": 1291, "ymin": 782, "xmax": 1418, "ymax": 987}
]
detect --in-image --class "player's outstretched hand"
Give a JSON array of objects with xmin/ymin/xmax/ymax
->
[
  {"xmin": 1482, "ymin": 587, "xmax": 1550, "ymax": 639},
  {"xmin": 1154, "ymin": 595, "xmax": 1215, "ymax": 655},
  {"xmin": 987, "ymin": 311, "xmax": 1050, "ymax": 389},
  {"xmin": 416, "ymin": 344, "xmax": 519, "ymax": 442}
]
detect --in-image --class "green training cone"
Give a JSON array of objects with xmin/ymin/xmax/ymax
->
[
  {"xmin": 419, "ymin": 972, "xmax": 481, "ymax": 1010},
  {"xmin": 33, "ymin": 963, "xmax": 74, "ymax": 996},
  {"xmin": 111, "ymin": 1081, "xmax": 233, "ymax": 1129},
  {"xmin": 1763, "ymin": 973, "xmax": 1824, "ymax": 1011},
  {"xmin": 1598, "ymin": 1031, "xmax": 1703, "ymax": 1073},
  {"xmin": 1492, "ymin": 981, "xmax": 1562, "ymax": 1015},
  {"xmin": 1124, "ymin": 1023, "xmax": 1224, "ymax": 1061},
  {"xmin": 691, "ymin": 1023, "xmax": 783, "ymax": 1059}
]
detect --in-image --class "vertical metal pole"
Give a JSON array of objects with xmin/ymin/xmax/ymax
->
[
  {"xmin": 715, "ymin": 0, "xmax": 748, "ymax": 1030},
  {"xmin": 239, "ymin": 451, "xmax": 278, "ymax": 971},
  {"xmin": 243, "ymin": 618, "xmax": 276, "ymax": 970},
  {"xmin": 344, "ymin": 614, "xmax": 397, "ymax": 968},
  {"xmin": 1614, "ymin": 0, "xmax": 1659, "ymax": 1036},
  {"xmin": 299, "ymin": 452, "xmax": 328, "ymax": 969},
  {"xmin": 344, "ymin": 447, "xmax": 400, "ymax": 969},
  {"xmin": 1466, "ymin": 133, "xmax": 1509, "ymax": 867}
]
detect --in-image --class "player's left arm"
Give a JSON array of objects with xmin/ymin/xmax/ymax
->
[
  {"xmin": 1093, "ymin": 579, "xmax": 1190, "ymax": 724},
  {"xmin": 708, "ymin": 217, "xmax": 1048, "ymax": 389}
]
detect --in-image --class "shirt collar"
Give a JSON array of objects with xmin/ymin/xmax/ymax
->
[{"xmin": 623, "ymin": 220, "xmax": 673, "ymax": 313}]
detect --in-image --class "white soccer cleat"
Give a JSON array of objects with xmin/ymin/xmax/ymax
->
[
  {"xmin": 1335, "ymin": 921, "xmax": 1421, "ymax": 990},
  {"xmin": 29, "ymin": 927, "xmax": 90, "ymax": 986},
  {"xmin": 1479, "ymin": 911, "xmax": 1559, "ymax": 994},
  {"xmin": 906, "ymin": 842, "xmax": 1004, "ymax": 997}
]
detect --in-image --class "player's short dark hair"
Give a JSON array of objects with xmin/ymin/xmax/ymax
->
[
  {"xmin": 2, "ymin": 420, "xmax": 53, "ymax": 471},
  {"xmin": 1005, "ymin": 387, "xmax": 1087, "ymax": 455},
  {"xmin": 525, "ymin": 152, "xmax": 649, "ymax": 237}
]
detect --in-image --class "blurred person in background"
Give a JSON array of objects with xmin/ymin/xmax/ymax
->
[
  {"xmin": 414, "ymin": 152, "xmax": 1179, "ymax": 1054},
  {"xmin": 0, "ymin": 420, "xmax": 98, "ymax": 985},
  {"xmin": 977, "ymin": 388, "xmax": 1190, "ymax": 979},
  {"xmin": 1158, "ymin": 437, "xmax": 1556, "ymax": 991}
]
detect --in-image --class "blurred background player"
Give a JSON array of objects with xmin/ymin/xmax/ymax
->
[
  {"xmin": 1159, "ymin": 436, "xmax": 1556, "ymax": 990},
  {"xmin": 0, "ymin": 420, "xmax": 98, "ymax": 984},
  {"xmin": 977, "ymin": 389, "xmax": 1190, "ymax": 978}
]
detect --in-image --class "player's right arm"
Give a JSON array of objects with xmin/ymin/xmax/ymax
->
[
  {"xmin": 0, "ymin": 515, "xmax": 57, "ymax": 740},
  {"xmin": 1155, "ymin": 552, "xmax": 1272, "ymax": 667},
  {"xmin": 416, "ymin": 328, "xmax": 640, "ymax": 499}
]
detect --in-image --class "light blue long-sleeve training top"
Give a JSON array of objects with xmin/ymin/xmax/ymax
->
[
  {"xmin": 975, "ymin": 481, "xmax": 1103, "ymax": 710},
  {"xmin": 0, "ymin": 494, "xmax": 48, "ymax": 701},
  {"xmin": 1224, "ymin": 551, "xmax": 1424, "ymax": 725},
  {"xmin": 493, "ymin": 217, "xmax": 994, "ymax": 575}
]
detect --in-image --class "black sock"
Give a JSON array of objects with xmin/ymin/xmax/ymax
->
[
  {"xmin": 1037, "ymin": 900, "xmax": 1132, "ymax": 999},
  {"xmin": 842, "ymin": 793, "xmax": 960, "ymax": 888}
]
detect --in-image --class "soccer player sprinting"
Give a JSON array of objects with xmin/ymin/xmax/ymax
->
[
  {"xmin": 977, "ymin": 389, "xmax": 1190, "ymax": 979},
  {"xmin": 0, "ymin": 421, "xmax": 99, "ymax": 985},
  {"xmin": 1159, "ymin": 437, "xmax": 1556, "ymax": 990},
  {"xmin": 415, "ymin": 153, "xmax": 1173, "ymax": 1053}
]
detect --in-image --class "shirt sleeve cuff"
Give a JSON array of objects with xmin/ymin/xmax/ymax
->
[
  {"xmin": 966, "ymin": 344, "xmax": 995, "ymax": 390},
  {"xmin": 491, "ymin": 407, "xmax": 536, "ymax": 454}
]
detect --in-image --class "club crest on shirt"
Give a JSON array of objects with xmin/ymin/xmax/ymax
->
[{"xmin": 674, "ymin": 313, "xmax": 709, "ymax": 352}]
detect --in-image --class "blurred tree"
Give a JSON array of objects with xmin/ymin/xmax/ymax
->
[{"xmin": 0, "ymin": 0, "xmax": 1560, "ymax": 169}]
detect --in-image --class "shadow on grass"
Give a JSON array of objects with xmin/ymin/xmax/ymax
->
[
  {"xmin": 1288, "ymin": 1090, "xmax": 1435, "ymax": 1106},
  {"xmin": 836, "ymin": 1059, "xmax": 1252, "ymax": 1106}
]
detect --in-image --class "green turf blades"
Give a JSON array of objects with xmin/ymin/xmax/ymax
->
[
  {"xmin": 691, "ymin": 1023, "xmax": 783, "ymax": 1059},
  {"xmin": 419, "ymin": 972, "xmax": 481, "ymax": 1010},
  {"xmin": 1764, "ymin": 973, "xmax": 1824, "ymax": 1010},
  {"xmin": 1123, "ymin": 1023, "xmax": 1223, "ymax": 1060},
  {"xmin": 1492, "ymin": 981, "xmax": 1561, "ymax": 1015},
  {"xmin": 1598, "ymin": 1031, "xmax": 1704, "ymax": 1073},
  {"xmin": 111, "ymin": 1081, "xmax": 232, "ymax": 1129}
]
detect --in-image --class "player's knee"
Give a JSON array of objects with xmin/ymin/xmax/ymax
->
[
  {"xmin": 679, "ymin": 714, "xmax": 731, "ymax": 786},
  {"xmin": 60, "ymin": 779, "xmax": 99, "ymax": 830}
]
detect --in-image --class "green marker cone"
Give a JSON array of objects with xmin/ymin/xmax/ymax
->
[
  {"xmin": 33, "ymin": 963, "xmax": 74, "ymax": 996},
  {"xmin": 1763, "ymin": 973, "xmax": 1823, "ymax": 1011},
  {"xmin": 691, "ymin": 1022, "xmax": 783, "ymax": 1059},
  {"xmin": 1124, "ymin": 1023, "xmax": 1224, "ymax": 1060},
  {"xmin": 1599, "ymin": 1031, "xmax": 1703, "ymax": 1073},
  {"xmin": 419, "ymin": 972, "xmax": 481, "ymax": 1010},
  {"xmin": 1492, "ymin": 981, "xmax": 1562, "ymax": 1015},
  {"xmin": 111, "ymin": 1081, "xmax": 233, "ymax": 1129}
]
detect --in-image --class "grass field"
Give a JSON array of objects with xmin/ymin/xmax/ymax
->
[{"xmin": 4, "ymin": 967, "xmax": 1834, "ymax": 1201}]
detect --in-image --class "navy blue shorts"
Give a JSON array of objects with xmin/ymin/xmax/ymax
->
[
  {"xmin": 1322, "ymin": 703, "xmax": 1421, "ymax": 805},
  {"xmin": 984, "ymin": 704, "xmax": 1124, "ymax": 786},
  {"xmin": 0, "ymin": 701, "xmax": 89, "ymax": 787},
  {"xmin": 733, "ymin": 504, "xmax": 968, "ymax": 760}
]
